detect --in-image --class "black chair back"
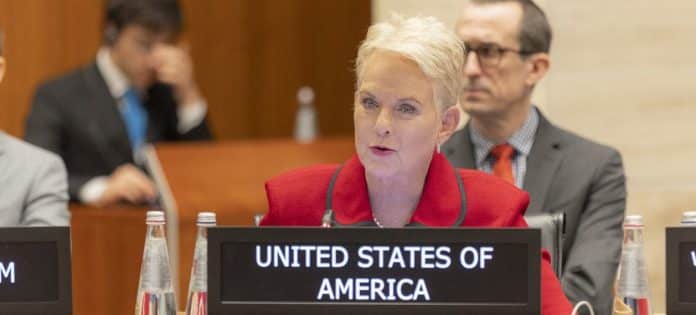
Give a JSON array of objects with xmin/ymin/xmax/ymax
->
[{"xmin": 525, "ymin": 212, "xmax": 566, "ymax": 278}]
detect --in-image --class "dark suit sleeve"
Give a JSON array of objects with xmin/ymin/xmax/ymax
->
[
  {"xmin": 25, "ymin": 87, "xmax": 89, "ymax": 200},
  {"xmin": 561, "ymin": 150, "xmax": 626, "ymax": 314},
  {"xmin": 25, "ymin": 87, "xmax": 64, "ymax": 156},
  {"xmin": 179, "ymin": 117, "xmax": 212, "ymax": 140},
  {"xmin": 148, "ymin": 83, "xmax": 213, "ymax": 141}
]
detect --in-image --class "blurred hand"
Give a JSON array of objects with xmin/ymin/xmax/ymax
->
[
  {"xmin": 151, "ymin": 43, "xmax": 202, "ymax": 106},
  {"xmin": 96, "ymin": 164, "xmax": 157, "ymax": 207}
]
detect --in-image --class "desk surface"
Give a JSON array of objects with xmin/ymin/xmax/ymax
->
[
  {"xmin": 155, "ymin": 137, "xmax": 355, "ymax": 307},
  {"xmin": 69, "ymin": 137, "xmax": 355, "ymax": 314},
  {"xmin": 155, "ymin": 136, "xmax": 355, "ymax": 223},
  {"xmin": 70, "ymin": 203, "xmax": 147, "ymax": 315}
]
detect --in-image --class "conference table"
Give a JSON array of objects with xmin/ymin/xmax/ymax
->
[
  {"xmin": 71, "ymin": 203, "xmax": 146, "ymax": 314},
  {"xmin": 70, "ymin": 137, "xmax": 355, "ymax": 315}
]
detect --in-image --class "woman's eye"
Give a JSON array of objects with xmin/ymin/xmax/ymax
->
[
  {"xmin": 361, "ymin": 97, "xmax": 378, "ymax": 109},
  {"xmin": 397, "ymin": 103, "xmax": 417, "ymax": 114}
]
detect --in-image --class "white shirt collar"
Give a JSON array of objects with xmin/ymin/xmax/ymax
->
[{"xmin": 96, "ymin": 47, "xmax": 130, "ymax": 99}]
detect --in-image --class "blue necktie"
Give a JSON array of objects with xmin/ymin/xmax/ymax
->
[{"xmin": 121, "ymin": 88, "xmax": 148, "ymax": 151}]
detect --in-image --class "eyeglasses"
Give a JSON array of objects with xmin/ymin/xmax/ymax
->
[{"xmin": 463, "ymin": 42, "xmax": 532, "ymax": 68}]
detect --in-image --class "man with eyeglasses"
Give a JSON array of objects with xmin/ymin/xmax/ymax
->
[
  {"xmin": 25, "ymin": 0, "xmax": 211, "ymax": 207},
  {"xmin": 441, "ymin": 1, "xmax": 626, "ymax": 313}
]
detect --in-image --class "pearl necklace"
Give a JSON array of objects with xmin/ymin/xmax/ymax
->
[{"xmin": 372, "ymin": 216, "xmax": 384, "ymax": 228}]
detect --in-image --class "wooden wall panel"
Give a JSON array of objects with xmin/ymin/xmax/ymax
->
[
  {"xmin": 0, "ymin": 0, "xmax": 370, "ymax": 139},
  {"xmin": 0, "ymin": 0, "xmax": 103, "ymax": 137},
  {"xmin": 180, "ymin": 0, "xmax": 251, "ymax": 138},
  {"xmin": 183, "ymin": 0, "xmax": 370, "ymax": 139}
]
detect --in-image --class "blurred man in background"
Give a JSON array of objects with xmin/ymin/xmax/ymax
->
[
  {"xmin": 441, "ymin": 0, "xmax": 626, "ymax": 313},
  {"xmin": 0, "ymin": 31, "xmax": 70, "ymax": 226},
  {"xmin": 25, "ymin": 0, "xmax": 211, "ymax": 207}
]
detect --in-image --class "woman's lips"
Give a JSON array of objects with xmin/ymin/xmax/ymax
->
[{"xmin": 369, "ymin": 145, "xmax": 396, "ymax": 156}]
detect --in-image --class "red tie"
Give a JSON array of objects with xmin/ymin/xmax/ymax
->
[{"xmin": 490, "ymin": 144, "xmax": 515, "ymax": 184}]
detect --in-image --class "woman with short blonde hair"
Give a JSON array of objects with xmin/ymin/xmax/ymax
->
[{"xmin": 261, "ymin": 15, "xmax": 572, "ymax": 315}]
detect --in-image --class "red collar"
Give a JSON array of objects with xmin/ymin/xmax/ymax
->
[{"xmin": 332, "ymin": 152, "xmax": 463, "ymax": 227}]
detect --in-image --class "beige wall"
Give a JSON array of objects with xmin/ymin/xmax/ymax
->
[
  {"xmin": 546, "ymin": 3, "xmax": 696, "ymax": 311},
  {"xmin": 374, "ymin": 0, "xmax": 696, "ymax": 312}
]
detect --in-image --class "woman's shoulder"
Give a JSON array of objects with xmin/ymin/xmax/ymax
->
[
  {"xmin": 456, "ymin": 168, "xmax": 530, "ymax": 228},
  {"xmin": 262, "ymin": 164, "xmax": 340, "ymax": 225}
]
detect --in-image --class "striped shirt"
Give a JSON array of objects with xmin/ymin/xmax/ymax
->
[{"xmin": 469, "ymin": 107, "xmax": 539, "ymax": 188}]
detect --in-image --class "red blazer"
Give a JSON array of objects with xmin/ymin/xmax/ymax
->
[{"xmin": 262, "ymin": 152, "xmax": 572, "ymax": 314}]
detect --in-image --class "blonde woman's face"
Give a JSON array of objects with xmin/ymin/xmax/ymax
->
[{"xmin": 354, "ymin": 51, "xmax": 442, "ymax": 179}]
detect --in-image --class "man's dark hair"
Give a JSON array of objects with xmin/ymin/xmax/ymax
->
[
  {"xmin": 104, "ymin": 0, "xmax": 183, "ymax": 43},
  {"xmin": 470, "ymin": 0, "xmax": 552, "ymax": 54}
]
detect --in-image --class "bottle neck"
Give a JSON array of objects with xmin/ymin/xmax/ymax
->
[
  {"xmin": 196, "ymin": 223, "xmax": 216, "ymax": 238},
  {"xmin": 623, "ymin": 226, "xmax": 644, "ymax": 244},
  {"xmin": 147, "ymin": 224, "xmax": 167, "ymax": 239},
  {"xmin": 196, "ymin": 225, "xmax": 208, "ymax": 239}
]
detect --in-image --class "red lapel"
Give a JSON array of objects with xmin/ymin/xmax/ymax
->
[{"xmin": 331, "ymin": 152, "xmax": 462, "ymax": 226}]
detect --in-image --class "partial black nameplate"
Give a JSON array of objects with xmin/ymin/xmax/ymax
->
[
  {"xmin": 0, "ymin": 242, "xmax": 57, "ymax": 301},
  {"xmin": 0, "ymin": 227, "xmax": 72, "ymax": 315},
  {"xmin": 208, "ymin": 227, "xmax": 540, "ymax": 315},
  {"xmin": 667, "ymin": 226, "xmax": 696, "ymax": 315}
]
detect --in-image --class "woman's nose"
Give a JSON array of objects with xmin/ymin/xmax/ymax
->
[{"xmin": 374, "ymin": 109, "xmax": 392, "ymax": 137}]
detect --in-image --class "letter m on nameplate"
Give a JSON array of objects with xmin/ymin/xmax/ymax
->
[
  {"xmin": 691, "ymin": 251, "xmax": 696, "ymax": 267},
  {"xmin": 0, "ymin": 262, "xmax": 15, "ymax": 284}
]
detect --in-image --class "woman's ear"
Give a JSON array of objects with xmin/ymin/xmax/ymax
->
[{"xmin": 437, "ymin": 104, "xmax": 461, "ymax": 145}]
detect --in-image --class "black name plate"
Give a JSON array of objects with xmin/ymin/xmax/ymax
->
[
  {"xmin": 0, "ymin": 242, "xmax": 58, "ymax": 301},
  {"xmin": 667, "ymin": 226, "xmax": 696, "ymax": 315},
  {"xmin": 0, "ymin": 227, "xmax": 71, "ymax": 315},
  {"xmin": 208, "ymin": 227, "xmax": 540, "ymax": 315}
]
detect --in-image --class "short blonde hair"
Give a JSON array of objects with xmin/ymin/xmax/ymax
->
[{"xmin": 355, "ymin": 15, "xmax": 464, "ymax": 111}]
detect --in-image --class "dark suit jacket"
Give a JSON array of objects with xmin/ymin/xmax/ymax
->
[
  {"xmin": 25, "ymin": 62, "xmax": 212, "ymax": 201},
  {"xmin": 442, "ymin": 110, "xmax": 626, "ymax": 314}
]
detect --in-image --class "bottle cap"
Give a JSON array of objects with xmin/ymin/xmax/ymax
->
[
  {"xmin": 297, "ymin": 86, "xmax": 315, "ymax": 105},
  {"xmin": 682, "ymin": 211, "xmax": 696, "ymax": 224},
  {"xmin": 146, "ymin": 210, "xmax": 165, "ymax": 224},
  {"xmin": 624, "ymin": 215, "xmax": 644, "ymax": 227},
  {"xmin": 197, "ymin": 211, "xmax": 217, "ymax": 226}
]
